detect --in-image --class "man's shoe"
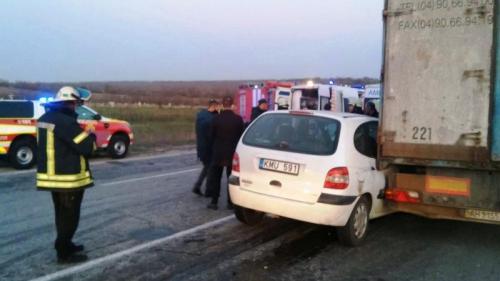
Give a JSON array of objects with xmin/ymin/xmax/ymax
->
[
  {"xmin": 57, "ymin": 254, "xmax": 88, "ymax": 264},
  {"xmin": 192, "ymin": 188, "xmax": 203, "ymax": 196},
  {"xmin": 207, "ymin": 203, "xmax": 218, "ymax": 210},
  {"xmin": 71, "ymin": 244, "xmax": 84, "ymax": 253}
]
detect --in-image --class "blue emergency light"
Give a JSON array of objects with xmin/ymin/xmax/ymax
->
[
  {"xmin": 39, "ymin": 97, "xmax": 54, "ymax": 102},
  {"xmin": 351, "ymin": 84, "xmax": 365, "ymax": 89}
]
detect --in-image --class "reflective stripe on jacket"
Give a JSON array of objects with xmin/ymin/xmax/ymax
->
[{"xmin": 36, "ymin": 109, "xmax": 95, "ymax": 192}]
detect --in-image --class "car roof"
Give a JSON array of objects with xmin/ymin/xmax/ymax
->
[{"xmin": 261, "ymin": 110, "xmax": 378, "ymax": 123}]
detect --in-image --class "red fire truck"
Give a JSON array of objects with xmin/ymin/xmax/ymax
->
[{"xmin": 234, "ymin": 81, "xmax": 294, "ymax": 123}]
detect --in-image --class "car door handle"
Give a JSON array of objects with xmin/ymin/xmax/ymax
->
[
  {"xmin": 270, "ymin": 180, "xmax": 282, "ymax": 187},
  {"xmin": 104, "ymin": 123, "xmax": 110, "ymax": 128}
]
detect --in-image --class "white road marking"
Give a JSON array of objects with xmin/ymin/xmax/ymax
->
[
  {"xmin": 30, "ymin": 215, "xmax": 235, "ymax": 281},
  {"xmin": 100, "ymin": 168, "xmax": 200, "ymax": 186}
]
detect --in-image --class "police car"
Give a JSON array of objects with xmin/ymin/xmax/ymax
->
[{"xmin": 0, "ymin": 100, "xmax": 133, "ymax": 169}]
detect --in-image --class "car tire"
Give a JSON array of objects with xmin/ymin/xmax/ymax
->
[
  {"xmin": 234, "ymin": 205, "xmax": 264, "ymax": 226},
  {"xmin": 9, "ymin": 139, "xmax": 37, "ymax": 170},
  {"xmin": 107, "ymin": 135, "xmax": 129, "ymax": 159},
  {"xmin": 336, "ymin": 196, "xmax": 370, "ymax": 247}
]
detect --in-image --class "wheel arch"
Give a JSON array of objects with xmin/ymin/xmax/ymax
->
[
  {"xmin": 111, "ymin": 131, "xmax": 130, "ymax": 142},
  {"xmin": 9, "ymin": 134, "xmax": 37, "ymax": 155},
  {"xmin": 361, "ymin": 192, "xmax": 373, "ymax": 212}
]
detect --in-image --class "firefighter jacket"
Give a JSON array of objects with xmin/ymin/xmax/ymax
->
[{"xmin": 36, "ymin": 108, "xmax": 96, "ymax": 192}]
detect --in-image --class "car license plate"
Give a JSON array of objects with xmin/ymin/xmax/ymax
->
[
  {"xmin": 464, "ymin": 209, "xmax": 500, "ymax": 222},
  {"xmin": 259, "ymin": 158, "xmax": 299, "ymax": 175}
]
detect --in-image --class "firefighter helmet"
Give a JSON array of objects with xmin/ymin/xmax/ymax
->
[
  {"xmin": 52, "ymin": 86, "xmax": 92, "ymax": 103},
  {"xmin": 53, "ymin": 86, "xmax": 80, "ymax": 102}
]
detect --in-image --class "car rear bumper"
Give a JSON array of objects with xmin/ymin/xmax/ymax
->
[{"xmin": 229, "ymin": 182, "xmax": 358, "ymax": 227}]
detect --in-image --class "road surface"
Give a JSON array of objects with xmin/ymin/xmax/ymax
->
[{"xmin": 1, "ymin": 152, "xmax": 499, "ymax": 281}]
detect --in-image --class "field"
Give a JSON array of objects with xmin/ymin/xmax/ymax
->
[
  {"xmin": 90, "ymin": 105, "xmax": 200, "ymax": 153},
  {"xmin": 0, "ymin": 78, "xmax": 379, "ymax": 154}
]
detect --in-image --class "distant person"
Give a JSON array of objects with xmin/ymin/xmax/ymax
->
[
  {"xmin": 192, "ymin": 99, "xmax": 219, "ymax": 197},
  {"xmin": 323, "ymin": 103, "xmax": 332, "ymax": 111},
  {"xmin": 365, "ymin": 101, "xmax": 379, "ymax": 118},
  {"xmin": 349, "ymin": 102, "xmax": 364, "ymax": 115},
  {"xmin": 207, "ymin": 96, "xmax": 245, "ymax": 210},
  {"xmin": 37, "ymin": 86, "xmax": 96, "ymax": 263},
  {"xmin": 250, "ymin": 99, "xmax": 268, "ymax": 122}
]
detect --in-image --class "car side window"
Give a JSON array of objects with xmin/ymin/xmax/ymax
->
[
  {"xmin": 76, "ymin": 106, "xmax": 95, "ymax": 120},
  {"xmin": 354, "ymin": 121, "xmax": 378, "ymax": 158}
]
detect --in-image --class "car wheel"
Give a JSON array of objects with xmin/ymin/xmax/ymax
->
[
  {"xmin": 234, "ymin": 205, "xmax": 264, "ymax": 226},
  {"xmin": 337, "ymin": 196, "xmax": 370, "ymax": 247},
  {"xmin": 9, "ymin": 139, "xmax": 37, "ymax": 170},
  {"xmin": 107, "ymin": 135, "xmax": 129, "ymax": 159}
]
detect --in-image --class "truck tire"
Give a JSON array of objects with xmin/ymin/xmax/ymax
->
[
  {"xmin": 336, "ymin": 196, "xmax": 370, "ymax": 247},
  {"xmin": 107, "ymin": 135, "xmax": 129, "ymax": 159},
  {"xmin": 234, "ymin": 205, "xmax": 264, "ymax": 226},
  {"xmin": 9, "ymin": 139, "xmax": 37, "ymax": 170}
]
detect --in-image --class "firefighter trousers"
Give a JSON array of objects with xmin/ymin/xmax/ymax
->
[{"xmin": 51, "ymin": 190, "xmax": 84, "ymax": 258}]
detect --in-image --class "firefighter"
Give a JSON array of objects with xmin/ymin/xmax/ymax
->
[{"xmin": 37, "ymin": 86, "xmax": 96, "ymax": 263}]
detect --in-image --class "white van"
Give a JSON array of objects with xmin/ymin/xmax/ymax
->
[{"xmin": 273, "ymin": 83, "xmax": 362, "ymax": 112}]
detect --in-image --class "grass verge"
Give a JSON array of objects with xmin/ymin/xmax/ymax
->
[{"xmin": 90, "ymin": 105, "xmax": 198, "ymax": 153}]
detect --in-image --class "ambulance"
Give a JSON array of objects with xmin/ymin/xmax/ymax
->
[
  {"xmin": 0, "ymin": 100, "xmax": 133, "ymax": 169},
  {"xmin": 362, "ymin": 84, "xmax": 381, "ymax": 110},
  {"xmin": 276, "ymin": 81, "xmax": 363, "ymax": 112}
]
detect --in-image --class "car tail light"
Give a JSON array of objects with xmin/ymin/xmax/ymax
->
[
  {"xmin": 232, "ymin": 153, "xmax": 240, "ymax": 172},
  {"xmin": 385, "ymin": 189, "xmax": 420, "ymax": 203},
  {"xmin": 324, "ymin": 167, "xmax": 349, "ymax": 189}
]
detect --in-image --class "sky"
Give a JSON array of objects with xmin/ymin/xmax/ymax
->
[{"xmin": 0, "ymin": 0, "xmax": 385, "ymax": 82}]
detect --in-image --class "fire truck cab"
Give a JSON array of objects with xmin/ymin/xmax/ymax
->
[
  {"xmin": 234, "ymin": 81, "xmax": 294, "ymax": 123},
  {"xmin": 0, "ymin": 100, "xmax": 133, "ymax": 169}
]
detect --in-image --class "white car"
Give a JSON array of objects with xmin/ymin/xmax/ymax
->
[{"xmin": 229, "ymin": 110, "xmax": 391, "ymax": 246}]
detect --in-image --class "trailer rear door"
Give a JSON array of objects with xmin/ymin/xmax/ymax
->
[{"xmin": 381, "ymin": 0, "xmax": 494, "ymax": 164}]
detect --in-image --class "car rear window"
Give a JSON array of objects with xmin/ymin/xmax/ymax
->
[
  {"xmin": 243, "ymin": 114, "xmax": 341, "ymax": 155},
  {"xmin": 0, "ymin": 102, "xmax": 34, "ymax": 118}
]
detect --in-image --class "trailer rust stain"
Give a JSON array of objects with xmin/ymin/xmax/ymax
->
[
  {"xmin": 455, "ymin": 132, "xmax": 482, "ymax": 146},
  {"xmin": 462, "ymin": 70, "xmax": 484, "ymax": 81},
  {"xmin": 462, "ymin": 69, "xmax": 486, "ymax": 93},
  {"xmin": 465, "ymin": 6, "xmax": 487, "ymax": 17}
]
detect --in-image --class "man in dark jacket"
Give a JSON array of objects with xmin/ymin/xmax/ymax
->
[
  {"xmin": 364, "ymin": 101, "xmax": 379, "ymax": 118},
  {"xmin": 207, "ymin": 96, "xmax": 245, "ymax": 210},
  {"xmin": 250, "ymin": 98, "xmax": 268, "ymax": 122},
  {"xmin": 193, "ymin": 99, "xmax": 219, "ymax": 196},
  {"xmin": 37, "ymin": 86, "xmax": 96, "ymax": 263}
]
